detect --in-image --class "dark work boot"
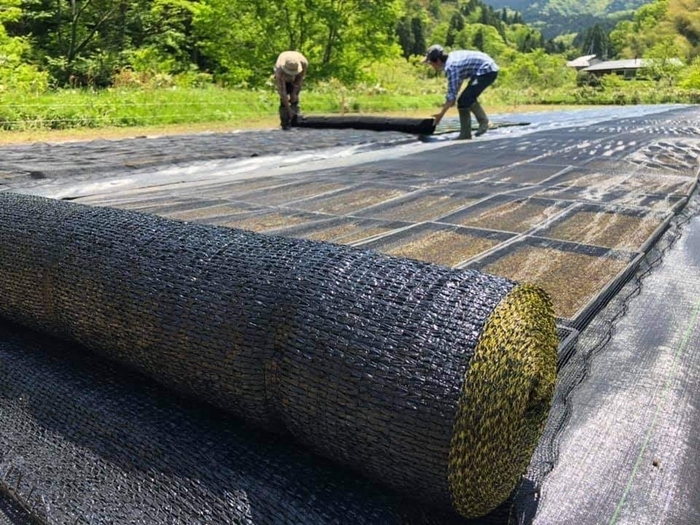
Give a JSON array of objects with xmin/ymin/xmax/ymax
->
[
  {"xmin": 279, "ymin": 105, "xmax": 291, "ymax": 130},
  {"xmin": 471, "ymin": 102, "xmax": 490, "ymax": 136},
  {"xmin": 457, "ymin": 107, "xmax": 472, "ymax": 140}
]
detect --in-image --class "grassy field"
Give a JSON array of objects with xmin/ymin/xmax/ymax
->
[
  {"xmin": 1, "ymin": 54, "xmax": 698, "ymax": 145},
  {"xmin": 0, "ymin": 76, "xmax": 692, "ymax": 145},
  {"xmin": 0, "ymin": 85, "xmax": 608, "ymax": 145}
]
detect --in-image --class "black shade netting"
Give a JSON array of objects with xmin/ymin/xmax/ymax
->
[
  {"xmin": 0, "ymin": 192, "xmax": 557, "ymax": 519},
  {"xmin": 295, "ymin": 116, "xmax": 436, "ymax": 135}
]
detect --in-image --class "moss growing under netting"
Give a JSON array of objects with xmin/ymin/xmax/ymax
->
[
  {"xmin": 0, "ymin": 192, "xmax": 558, "ymax": 520},
  {"xmin": 540, "ymin": 208, "xmax": 666, "ymax": 251},
  {"xmin": 359, "ymin": 191, "xmax": 479, "ymax": 222},
  {"xmin": 480, "ymin": 243, "xmax": 632, "ymax": 320},
  {"xmin": 291, "ymin": 185, "xmax": 409, "ymax": 215}
]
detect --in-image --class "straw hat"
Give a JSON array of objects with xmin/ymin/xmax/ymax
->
[{"xmin": 281, "ymin": 57, "xmax": 302, "ymax": 76}]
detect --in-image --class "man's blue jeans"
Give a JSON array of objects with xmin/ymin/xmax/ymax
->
[{"xmin": 457, "ymin": 71, "xmax": 498, "ymax": 109}]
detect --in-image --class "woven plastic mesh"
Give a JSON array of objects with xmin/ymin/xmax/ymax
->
[
  {"xmin": 1, "ymin": 320, "xmax": 471, "ymax": 525},
  {"xmin": 0, "ymin": 192, "xmax": 557, "ymax": 519}
]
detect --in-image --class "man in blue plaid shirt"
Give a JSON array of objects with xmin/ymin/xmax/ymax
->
[{"xmin": 423, "ymin": 44, "xmax": 499, "ymax": 140}]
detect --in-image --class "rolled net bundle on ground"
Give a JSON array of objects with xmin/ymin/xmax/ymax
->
[
  {"xmin": 0, "ymin": 192, "xmax": 557, "ymax": 519},
  {"xmin": 295, "ymin": 115, "xmax": 436, "ymax": 135}
]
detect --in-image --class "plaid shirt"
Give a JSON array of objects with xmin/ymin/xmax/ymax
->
[{"xmin": 443, "ymin": 51, "xmax": 499, "ymax": 103}]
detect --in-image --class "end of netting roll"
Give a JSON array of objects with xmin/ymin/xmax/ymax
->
[
  {"xmin": 448, "ymin": 284, "xmax": 558, "ymax": 518},
  {"xmin": 0, "ymin": 192, "xmax": 558, "ymax": 521}
]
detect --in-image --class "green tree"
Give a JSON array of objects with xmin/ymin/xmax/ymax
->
[
  {"xmin": 581, "ymin": 23, "xmax": 610, "ymax": 58},
  {"xmin": 0, "ymin": 0, "xmax": 48, "ymax": 92},
  {"xmin": 17, "ymin": 0, "xmax": 201, "ymax": 86},
  {"xmin": 446, "ymin": 12, "xmax": 464, "ymax": 47},
  {"xmin": 642, "ymin": 40, "xmax": 685, "ymax": 82},
  {"xmin": 473, "ymin": 28, "xmax": 485, "ymax": 50},
  {"xmin": 410, "ymin": 16, "xmax": 427, "ymax": 56},
  {"xmin": 194, "ymin": 0, "xmax": 403, "ymax": 85},
  {"xmin": 510, "ymin": 26, "xmax": 543, "ymax": 52},
  {"xmin": 609, "ymin": 0, "xmax": 669, "ymax": 58},
  {"xmin": 456, "ymin": 24, "xmax": 509, "ymax": 58},
  {"xmin": 678, "ymin": 54, "xmax": 700, "ymax": 86},
  {"xmin": 396, "ymin": 16, "xmax": 413, "ymax": 57},
  {"xmin": 500, "ymin": 49, "xmax": 574, "ymax": 89},
  {"xmin": 428, "ymin": 0, "xmax": 440, "ymax": 18}
]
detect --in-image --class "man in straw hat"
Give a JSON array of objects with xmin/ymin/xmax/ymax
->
[
  {"xmin": 423, "ymin": 44, "xmax": 499, "ymax": 140},
  {"xmin": 274, "ymin": 50, "xmax": 309, "ymax": 130}
]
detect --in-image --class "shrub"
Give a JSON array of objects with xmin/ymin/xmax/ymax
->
[{"xmin": 576, "ymin": 71, "xmax": 600, "ymax": 87}]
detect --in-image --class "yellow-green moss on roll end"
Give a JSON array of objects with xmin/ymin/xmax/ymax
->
[{"xmin": 448, "ymin": 284, "xmax": 558, "ymax": 518}]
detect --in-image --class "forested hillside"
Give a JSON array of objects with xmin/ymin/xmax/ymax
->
[
  {"xmin": 611, "ymin": 0, "xmax": 700, "ymax": 61},
  {"xmin": 482, "ymin": 0, "xmax": 652, "ymax": 38}
]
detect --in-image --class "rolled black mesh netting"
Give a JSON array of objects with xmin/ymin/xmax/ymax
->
[
  {"xmin": 0, "ymin": 192, "xmax": 557, "ymax": 520},
  {"xmin": 294, "ymin": 115, "xmax": 436, "ymax": 135}
]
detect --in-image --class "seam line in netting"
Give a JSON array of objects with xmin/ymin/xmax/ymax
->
[{"xmin": 608, "ymin": 299, "xmax": 700, "ymax": 525}]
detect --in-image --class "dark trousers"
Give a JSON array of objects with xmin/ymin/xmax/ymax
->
[
  {"xmin": 457, "ymin": 71, "xmax": 498, "ymax": 109},
  {"xmin": 279, "ymin": 82, "xmax": 301, "ymax": 128},
  {"xmin": 281, "ymin": 82, "xmax": 300, "ymax": 104}
]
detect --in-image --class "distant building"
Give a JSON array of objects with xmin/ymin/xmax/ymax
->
[
  {"xmin": 581, "ymin": 58, "xmax": 684, "ymax": 78},
  {"xmin": 566, "ymin": 54, "xmax": 600, "ymax": 70}
]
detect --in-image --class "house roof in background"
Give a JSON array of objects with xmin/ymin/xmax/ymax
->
[
  {"xmin": 582, "ymin": 58, "xmax": 684, "ymax": 72},
  {"xmin": 566, "ymin": 54, "xmax": 598, "ymax": 68}
]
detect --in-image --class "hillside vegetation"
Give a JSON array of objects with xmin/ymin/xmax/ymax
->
[
  {"xmin": 0, "ymin": 0, "xmax": 698, "ymax": 133},
  {"xmin": 482, "ymin": 0, "xmax": 652, "ymax": 37}
]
